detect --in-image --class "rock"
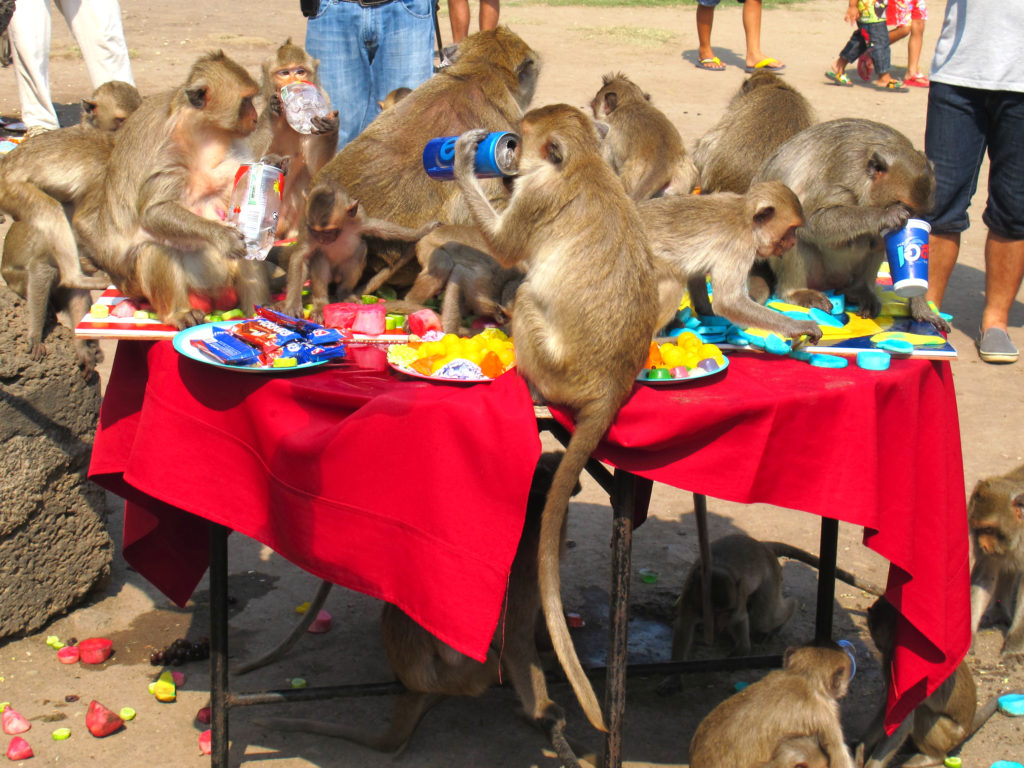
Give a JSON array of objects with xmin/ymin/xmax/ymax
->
[{"xmin": 0, "ymin": 286, "xmax": 112, "ymax": 640}]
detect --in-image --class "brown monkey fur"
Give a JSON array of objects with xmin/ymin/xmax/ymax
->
[
  {"xmin": 967, "ymin": 463, "xmax": 1024, "ymax": 659},
  {"xmin": 689, "ymin": 642, "xmax": 856, "ymax": 768},
  {"xmin": 311, "ymin": 27, "xmax": 540, "ymax": 291},
  {"xmin": 758, "ymin": 737, "xmax": 829, "ymax": 768},
  {"xmin": 588, "ymin": 72, "xmax": 698, "ymax": 200},
  {"xmin": 377, "ymin": 86, "xmax": 412, "ymax": 112},
  {"xmin": 248, "ymin": 38, "xmax": 339, "ymax": 241},
  {"xmin": 404, "ymin": 224, "xmax": 524, "ymax": 333},
  {"xmin": 253, "ymin": 452, "xmax": 585, "ymax": 767},
  {"xmin": 74, "ymin": 51, "xmax": 269, "ymax": 329},
  {"xmin": 859, "ymin": 596, "xmax": 1018, "ymax": 768},
  {"xmin": 279, "ymin": 184, "xmax": 438, "ymax": 321},
  {"xmin": 750, "ymin": 118, "xmax": 949, "ymax": 333},
  {"xmin": 637, "ymin": 182, "xmax": 822, "ymax": 342},
  {"xmin": 0, "ymin": 80, "xmax": 141, "ymax": 373},
  {"xmin": 693, "ymin": 70, "xmax": 816, "ymax": 195},
  {"xmin": 454, "ymin": 104, "xmax": 660, "ymax": 732}
]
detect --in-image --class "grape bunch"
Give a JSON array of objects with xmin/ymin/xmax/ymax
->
[{"xmin": 149, "ymin": 637, "xmax": 210, "ymax": 666}]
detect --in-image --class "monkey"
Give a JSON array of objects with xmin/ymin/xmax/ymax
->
[
  {"xmin": 308, "ymin": 27, "xmax": 540, "ymax": 293},
  {"xmin": 656, "ymin": 534, "xmax": 883, "ymax": 697},
  {"xmin": 637, "ymin": 182, "xmax": 822, "ymax": 342},
  {"xmin": 750, "ymin": 119, "xmax": 949, "ymax": 333},
  {"xmin": 248, "ymin": 39, "xmax": 339, "ymax": 241},
  {"xmin": 453, "ymin": 103, "xmax": 661, "ymax": 733},
  {"xmin": 252, "ymin": 452, "xmax": 585, "ymax": 767},
  {"xmin": 0, "ymin": 80, "xmax": 142, "ymax": 373},
  {"xmin": 689, "ymin": 642, "xmax": 857, "ymax": 768},
  {"xmin": 403, "ymin": 224, "xmax": 524, "ymax": 333},
  {"xmin": 279, "ymin": 183, "xmax": 439, "ymax": 322},
  {"xmin": 588, "ymin": 72, "xmax": 698, "ymax": 201},
  {"xmin": 758, "ymin": 736, "xmax": 830, "ymax": 768},
  {"xmin": 693, "ymin": 70, "xmax": 816, "ymax": 195},
  {"xmin": 73, "ymin": 52, "xmax": 269, "ymax": 329},
  {"xmin": 967, "ymin": 463, "xmax": 1024, "ymax": 659},
  {"xmin": 378, "ymin": 86, "xmax": 412, "ymax": 112},
  {"xmin": 858, "ymin": 595, "xmax": 1022, "ymax": 768}
]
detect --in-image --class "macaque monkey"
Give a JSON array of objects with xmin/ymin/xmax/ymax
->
[
  {"xmin": 759, "ymin": 737, "xmax": 829, "ymax": 768},
  {"xmin": 254, "ymin": 452, "xmax": 585, "ymax": 767},
  {"xmin": 248, "ymin": 39, "xmax": 339, "ymax": 241},
  {"xmin": 588, "ymin": 72, "xmax": 698, "ymax": 200},
  {"xmin": 0, "ymin": 80, "xmax": 142, "ymax": 372},
  {"xmin": 689, "ymin": 642, "xmax": 856, "ymax": 768},
  {"xmin": 378, "ymin": 86, "xmax": 412, "ymax": 112},
  {"xmin": 750, "ymin": 119, "xmax": 949, "ymax": 333},
  {"xmin": 280, "ymin": 183, "xmax": 438, "ymax": 321},
  {"xmin": 313, "ymin": 27, "xmax": 540, "ymax": 292},
  {"xmin": 404, "ymin": 224, "xmax": 524, "ymax": 333},
  {"xmin": 967, "ymin": 463, "xmax": 1024, "ymax": 659},
  {"xmin": 859, "ymin": 596, "xmax": 1016, "ymax": 768},
  {"xmin": 454, "ymin": 104, "xmax": 661, "ymax": 733},
  {"xmin": 74, "ymin": 52, "xmax": 269, "ymax": 329},
  {"xmin": 693, "ymin": 70, "xmax": 816, "ymax": 195},
  {"xmin": 637, "ymin": 182, "xmax": 822, "ymax": 342}
]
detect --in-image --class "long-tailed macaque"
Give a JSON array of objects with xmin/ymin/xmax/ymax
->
[
  {"xmin": 750, "ymin": 119, "xmax": 949, "ymax": 333},
  {"xmin": 967, "ymin": 463, "xmax": 1024, "ymax": 659},
  {"xmin": 693, "ymin": 70, "xmax": 816, "ymax": 195},
  {"xmin": 0, "ymin": 80, "xmax": 142, "ymax": 373},
  {"xmin": 588, "ymin": 72, "xmax": 697, "ymax": 200},
  {"xmin": 253, "ymin": 453, "xmax": 584, "ymax": 767},
  {"xmin": 637, "ymin": 182, "xmax": 822, "ymax": 342},
  {"xmin": 689, "ymin": 642, "xmax": 856, "ymax": 768},
  {"xmin": 248, "ymin": 38, "xmax": 339, "ymax": 241},
  {"xmin": 454, "ymin": 104, "xmax": 661, "ymax": 733},
  {"xmin": 74, "ymin": 52, "xmax": 268, "ymax": 329},
  {"xmin": 310, "ymin": 27, "xmax": 540, "ymax": 292}
]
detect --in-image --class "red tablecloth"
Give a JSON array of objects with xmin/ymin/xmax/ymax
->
[{"xmin": 89, "ymin": 341, "xmax": 969, "ymax": 732}]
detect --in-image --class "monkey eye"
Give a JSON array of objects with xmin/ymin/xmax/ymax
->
[{"xmin": 975, "ymin": 526, "xmax": 1004, "ymax": 542}]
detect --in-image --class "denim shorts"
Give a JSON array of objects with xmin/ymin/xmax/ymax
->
[
  {"xmin": 839, "ymin": 20, "xmax": 890, "ymax": 75},
  {"xmin": 697, "ymin": 0, "xmax": 745, "ymax": 7},
  {"xmin": 925, "ymin": 81, "xmax": 1024, "ymax": 239}
]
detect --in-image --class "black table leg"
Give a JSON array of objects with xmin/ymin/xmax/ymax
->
[
  {"xmin": 815, "ymin": 517, "xmax": 839, "ymax": 642},
  {"xmin": 209, "ymin": 523, "xmax": 230, "ymax": 768}
]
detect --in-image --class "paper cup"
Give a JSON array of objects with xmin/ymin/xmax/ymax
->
[{"xmin": 884, "ymin": 218, "xmax": 930, "ymax": 298}]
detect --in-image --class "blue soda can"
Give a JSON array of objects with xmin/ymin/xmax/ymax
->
[{"xmin": 422, "ymin": 131, "xmax": 519, "ymax": 180}]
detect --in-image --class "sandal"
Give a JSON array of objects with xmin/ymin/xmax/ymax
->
[
  {"xmin": 904, "ymin": 73, "xmax": 931, "ymax": 87},
  {"xmin": 745, "ymin": 57, "xmax": 785, "ymax": 73},
  {"xmin": 696, "ymin": 56, "xmax": 726, "ymax": 71},
  {"xmin": 876, "ymin": 79, "xmax": 908, "ymax": 92},
  {"xmin": 825, "ymin": 70, "xmax": 853, "ymax": 87}
]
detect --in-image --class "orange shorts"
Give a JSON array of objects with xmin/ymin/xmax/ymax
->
[{"xmin": 887, "ymin": 0, "xmax": 927, "ymax": 27}]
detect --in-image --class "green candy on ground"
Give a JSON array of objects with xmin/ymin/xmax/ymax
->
[
  {"xmin": 119, "ymin": 707, "xmax": 136, "ymax": 721},
  {"xmin": 52, "ymin": 727, "xmax": 72, "ymax": 740}
]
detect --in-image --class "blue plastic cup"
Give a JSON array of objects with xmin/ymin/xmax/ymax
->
[{"xmin": 884, "ymin": 218, "xmax": 930, "ymax": 298}]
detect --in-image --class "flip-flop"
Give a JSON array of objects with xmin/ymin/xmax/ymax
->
[
  {"xmin": 875, "ymin": 79, "xmax": 908, "ymax": 92},
  {"xmin": 825, "ymin": 70, "xmax": 853, "ymax": 87},
  {"xmin": 904, "ymin": 73, "xmax": 931, "ymax": 87},
  {"xmin": 745, "ymin": 57, "xmax": 785, "ymax": 73},
  {"xmin": 696, "ymin": 56, "xmax": 726, "ymax": 71}
]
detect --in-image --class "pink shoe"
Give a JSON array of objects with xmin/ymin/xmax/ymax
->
[
  {"xmin": 904, "ymin": 73, "xmax": 931, "ymax": 87},
  {"xmin": 856, "ymin": 54, "xmax": 873, "ymax": 82}
]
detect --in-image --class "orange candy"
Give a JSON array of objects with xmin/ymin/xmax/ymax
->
[
  {"xmin": 645, "ymin": 342, "xmax": 664, "ymax": 369},
  {"xmin": 479, "ymin": 350, "xmax": 503, "ymax": 379}
]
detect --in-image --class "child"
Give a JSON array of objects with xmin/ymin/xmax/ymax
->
[
  {"xmin": 856, "ymin": 0, "xmax": 929, "ymax": 86},
  {"xmin": 826, "ymin": 0, "xmax": 906, "ymax": 91}
]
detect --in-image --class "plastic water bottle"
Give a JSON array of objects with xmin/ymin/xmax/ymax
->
[
  {"xmin": 227, "ymin": 161, "xmax": 284, "ymax": 261},
  {"xmin": 279, "ymin": 81, "xmax": 330, "ymax": 135}
]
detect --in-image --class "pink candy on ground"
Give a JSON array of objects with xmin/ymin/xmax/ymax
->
[
  {"xmin": 56, "ymin": 646, "xmax": 80, "ymax": 664},
  {"xmin": 1, "ymin": 710, "xmax": 30, "ymax": 736},
  {"xmin": 198, "ymin": 730, "xmax": 212, "ymax": 755},
  {"xmin": 307, "ymin": 610, "xmax": 332, "ymax": 634},
  {"xmin": 77, "ymin": 638, "xmax": 112, "ymax": 664},
  {"xmin": 5, "ymin": 736, "xmax": 32, "ymax": 760},
  {"xmin": 171, "ymin": 671, "xmax": 186, "ymax": 687},
  {"xmin": 85, "ymin": 700, "xmax": 123, "ymax": 738}
]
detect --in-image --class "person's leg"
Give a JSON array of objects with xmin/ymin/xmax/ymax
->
[
  {"xmin": 7, "ymin": 0, "xmax": 58, "ymax": 131},
  {"xmin": 980, "ymin": 235, "xmax": 1024, "ymax": 334},
  {"xmin": 926, "ymin": 233, "xmax": 960, "ymax": 309},
  {"xmin": 61, "ymin": 0, "xmax": 134, "ymax": 87},
  {"xmin": 888, "ymin": 24, "xmax": 910, "ymax": 45},
  {"xmin": 306, "ymin": 1, "xmax": 372, "ymax": 150},
  {"xmin": 695, "ymin": 1, "xmax": 722, "ymax": 68},
  {"xmin": 371, "ymin": 0, "xmax": 434, "ymax": 132},
  {"xmin": 865, "ymin": 22, "xmax": 897, "ymax": 86},
  {"xmin": 834, "ymin": 28, "xmax": 867, "ymax": 75},
  {"xmin": 447, "ymin": 0, "xmax": 469, "ymax": 42},
  {"xmin": 479, "ymin": 0, "xmax": 499, "ymax": 32},
  {"xmin": 741, "ymin": 0, "xmax": 782, "ymax": 69},
  {"xmin": 906, "ymin": 18, "xmax": 925, "ymax": 76}
]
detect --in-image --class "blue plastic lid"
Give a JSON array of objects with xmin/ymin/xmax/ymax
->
[
  {"xmin": 857, "ymin": 350, "xmax": 891, "ymax": 371},
  {"xmin": 809, "ymin": 353, "xmax": 849, "ymax": 368}
]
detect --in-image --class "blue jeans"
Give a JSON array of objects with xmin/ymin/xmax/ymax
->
[
  {"xmin": 925, "ymin": 81, "xmax": 1024, "ymax": 239},
  {"xmin": 839, "ymin": 20, "xmax": 890, "ymax": 75},
  {"xmin": 306, "ymin": 0, "xmax": 434, "ymax": 149}
]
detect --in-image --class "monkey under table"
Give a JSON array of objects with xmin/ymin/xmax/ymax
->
[{"xmin": 89, "ymin": 341, "xmax": 970, "ymax": 767}]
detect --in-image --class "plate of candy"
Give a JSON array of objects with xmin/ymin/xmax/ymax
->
[
  {"xmin": 636, "ymin": 334, "xmax": 729, "ymax": 385},
  {"xmin": 386, "ymin": 329, "xmax": 515, "ymax": 383}
]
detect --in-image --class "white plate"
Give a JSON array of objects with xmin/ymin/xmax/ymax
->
[
  {"xmin": 637, "ymin": 356, "xmax": 729, "ymax": 385},
  {"xmin": 172, "ymin": 320, "xmax": 328, "ymax": 373},
  {"xmin": 388, "ymin": 361, "xmax": 501, "ymax": 383}
]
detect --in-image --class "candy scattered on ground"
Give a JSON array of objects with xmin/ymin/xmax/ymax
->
[
  {"xmin": 56, "ymin": 647, "xmax": 80, "ymax": 665},
  {"xmin": 307, "ymin": 610, "xmax": 332, "ymax": 634},
  {"xmin": 2, "ymin": 709, "xmax": 30, "ymax": 736},
  {"xmin": 148, "ymin": 671, "xmax": 176, "ymax": 702},
  {"xmin": 118, "ymin": 707, "xmax": 136, "ymax": 721},
  {"xmin": 290, "ymin": 678, "xmax": 307, "ymax": 689},
  {"xmin": 85, "ymin": 700, "xmax": 124, "ymax": 738},
  {"xmin": 50, "ymin": 728, "xmax": 71, "ymax": 741},
  {"xmin": 5, "ymin": 736, "xmax": 32, "ymax": 760},
  {"xmin": 77, "ymin": 638, "xmax": 112, "ymax": 665},
  {"xmin": 198, "ymin": 730, "xmax": 212, "ymax": 755},
  {"xmin": 195, "ymin": 707, "xmax": 211, "ymax": 725}
]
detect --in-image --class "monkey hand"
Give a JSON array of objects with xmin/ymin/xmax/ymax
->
[
  {"xmin": 454, "ymin": 129, "xmax": 490, "ymax": 178},
  {"xmin": 878, "ymin": 203, "xmax": 911, "ymax": 235},
  {"xmin": 786, "ymin": 288, "xmax": 834, "ymax": 313},
  {"xmin": 790, "ymin": 319, "xmax": 823, "ymax": 345},
  {"xmin": 907, "ymin": 295, "xmax": 951, "ymax": 333},
  {"xmin": 216, "ymin": 224, "xmax": 248, "ymax": 260},
  {"xmin": 311, "ymin": 111, "xmax": 339, "ymax": 135},
  {"xmin": 269, "ymin": 94, "xmax": 283, "ymax": 117},
  {"xmin": 415, "ymin": 220, "xmax": 443, "ymax": 239}
]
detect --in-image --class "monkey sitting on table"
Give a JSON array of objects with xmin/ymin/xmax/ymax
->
[
  {"xmin": 0, "ymin": 80, "xmax": 142, "ymax": 373},
  {"xmin": 967, "ymin": 463, "xmax": 1024, "ymax": 661},
  {"xmin": 749, "ymin": 118, "xmax": 949, "ymax": 334},
  {"xmin": 689, "ymin": 641, "xmax": 858, "ymax": 768},
  {"xmin": 254, "ymin": 452, "xmax": 585, "ymax": 767},
  {"xmin": 588, "ymin": 72, "xmax": 698, "ymax": 201}
]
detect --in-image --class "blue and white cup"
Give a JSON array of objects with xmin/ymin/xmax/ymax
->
[{"xmin": 884, "ymin": 218, "xmax": 930, "ymax": 298}]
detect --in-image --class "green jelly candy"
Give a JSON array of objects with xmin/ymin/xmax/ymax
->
[
  {"xmin": 221, "ymin": 308, "xmax": 245, "ymax": 320},
  {"xmin": 52, "ymin": 727, "xmax": 72, "ymax": 740},
  {"xmin": 119, "ymin": 707, "xmax": 136, "ymax": 721},
  {"xmin": 291, "ymin": 677, "xmax": 307, "ymax": 689},
  {"xmin": 646, "ymin": 368, "xmax": 672, "ymax": 380}
]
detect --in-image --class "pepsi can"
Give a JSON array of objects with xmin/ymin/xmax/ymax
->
[{"xmin": 422, "ymin": 131, "xmax": 519, "ymax": 180}]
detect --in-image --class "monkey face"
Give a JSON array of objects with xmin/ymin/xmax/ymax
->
[{"xmin": 273, "ymin": 64, "xmax": 313, "ymax": 89}]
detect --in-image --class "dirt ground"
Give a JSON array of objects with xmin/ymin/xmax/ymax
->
[{"xmin": 1, "ymin": 0, "xmax": 1022, "ymax": 765}]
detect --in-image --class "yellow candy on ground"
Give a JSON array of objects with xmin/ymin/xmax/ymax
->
[{"xmin": 149, "ymin": 670, "xmax": 176, "ymax": 702}]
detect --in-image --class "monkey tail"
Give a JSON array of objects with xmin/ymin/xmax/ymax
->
[
  {"xmin": 540, "ymin": 400, "xmax": 618, "ymax": 733},
  {"xmin": 763, "ymin": 541, "xmax": 884, "ymax": 597},
  {"xmin": 967, "ymin": 688, "xmax": 1024, "ymax": 741}
]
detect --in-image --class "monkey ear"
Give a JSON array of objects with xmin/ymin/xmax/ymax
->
[
  {"xmin": 867, "ymin": 152, "xmax": 889, "ymax": 180},
  {"xmin": 753, "ymin": 204, "xmax": 776, "ymax": 226},
  {"xmin": 1012, "ymin": 493, "xmax": 1024, "ymax": 521},
  {"xmin": 592, "ymin": 120, "xmax": 610, "ymax": 140},
  {"xmin": 782, "ymin": 646, "xmax": 797, "ymax": 667},
  {"xmin": 604, "ymin": 92, "xmax": 618, "ymax": 113},
  {"xmin": 542, "ymin": 137, "xmax": 565, "ymax": 166},
  {"xmin": 829, "ymin": 666, "xmax": 847, "ymax": 697},
  {"xmin": 346, "ymin": 199, "xmax": 360, "ymax": 218},
  {"xmin": 516, "ymin": 58, "xmax": 536, "ymax": 87},
  {"xmin": 186, "ymin": 85, "xmax": 208, "ymax": 109},
  {"xmin": 81, "ymin": 98, "xmax": 98, "ymax": 116}
]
